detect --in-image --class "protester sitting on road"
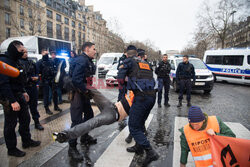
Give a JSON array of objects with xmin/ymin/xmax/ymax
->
[
  {"xmin": 179, "ymin": 106, "xmax": 236, "ymax": 167},
  {"xmin": 54, "ymin": 87, "xmax": 134, "ymax": 143}
]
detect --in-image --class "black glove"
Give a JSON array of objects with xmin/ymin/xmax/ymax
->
[{"xmin": 53, "ymin": 132, "xmax": 68, "ymax": 143}]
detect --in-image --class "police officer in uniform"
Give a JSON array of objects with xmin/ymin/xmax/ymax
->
[
  {"xmin": 176, "ymin": 55, "xmax": 195, "ymax": 107},
  {"xmin": 68, "ymin": 42, "xmax": 97, "ymax": 160},
  {"xmin": 117, "ymin": 45, "xmax": 159, "ymax": 166},
  {"xmin": 117, "ymin": 49, "xmax": 128, "ymax": 101},
  {"xmin": 37, "ymin": 49, "xmax": 62, "ymax": 115},
  {"xmin": 155, "ymin": 54, "xmax": 171, "ymax": 108},
  {"xmin": 0, "ymin": 41, "xmax": 41, "ymax": 157},
  {"xmin": 19, "ymin": 48, "xmax": 44, "ymax": 130}
]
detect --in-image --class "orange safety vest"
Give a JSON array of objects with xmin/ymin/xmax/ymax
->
[
  {"xmin": 125, "ymin": 90, "xmax": 134, "ymax": 107},
  {"xmin": 0, "ymin": 60, "xmax": 20, "ymax": 77},
  {"xmin": 184, "ymin": 116, "xmax": 220, "ymax": 167}
]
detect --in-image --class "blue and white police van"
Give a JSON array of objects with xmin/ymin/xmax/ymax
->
[
  {"xmin": 169, "ymin": 55, "xmax": 214, "ymax": 93},
  {"xmin": 203, "ymin": 48, "xmax": 250, "ymax": 85}
]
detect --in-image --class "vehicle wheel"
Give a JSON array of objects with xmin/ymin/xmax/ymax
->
[
  {"xmin": 204, "ymin": 89, "xmax": 211, "ymax": 94},
  {"xmin": 173, "ymin": 80, "xmax": 179, "ymax": 92}
]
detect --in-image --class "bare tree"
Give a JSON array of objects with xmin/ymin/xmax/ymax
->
[{"xmin": 198, "ymin": 0, "xmax": 243, "ymax": 48}]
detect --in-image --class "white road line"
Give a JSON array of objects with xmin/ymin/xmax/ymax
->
[
  {"xmin": 95, "ymin": 114, "xmax": 154, "ymax": 167},
  {"xmin": 173, "ymin": 117, "xmax": 250, "ymax": 167}
]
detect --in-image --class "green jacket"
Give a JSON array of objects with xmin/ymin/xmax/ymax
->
[{"xmin": 179, "ymin": 114, "xmax": 236, "ymax": 165}]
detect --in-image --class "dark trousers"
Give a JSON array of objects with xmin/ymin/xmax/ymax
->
[
  {"xmin": 118, "ymin": 82, "xmax": 127, "ymax": 101},
  {"xmin": 26, "ymin": 85, "xmax": 40, "ymax": 122},
  {"xmin": 3, "ymin": 94, "xmax": 31, "ymax": 150},
  {"xmin": 68, "ymin": 91, "xmax": 94, "ymax": 147},
  {"xmin": 178, "ymin": 79, "xmax": 192, "ymax": 101},
  {"xmin": 129, "ymin": 95, "xmax": 156, "ymax": 148},
  {"xmin": 157, "ymin": 77, "xmax": 170, "ymax": 104},
  {"xmin": 42, "ymin": 81, "xmax": 58, "ymax": 108}
]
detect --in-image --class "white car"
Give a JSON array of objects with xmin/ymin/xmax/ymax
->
[
  {"xmin": 105, "ymin": 63, "xmax": 118, "ymax": 86},
  {"xmin": 169, "ymin": 56, "xmax": 214, "ymax": 93}
]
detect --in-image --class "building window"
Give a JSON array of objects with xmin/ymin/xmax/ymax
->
[
  {"xmin": 64, "ymin": 27, "xmax": 69, "ymax": 41},
  {"xmin": 6, "ymin": 28, "xmax": 10, "ymax": 38},
  {"xmin": 78, "ymin": 23, "xmax": 81, "ymax": 30},
  {"xmin": 47, "ymin": 21, "xmax": 53, "ymax": 38},
  {"xmin": 64, "ymin": 7, "xmax": 68, "ymax": 15},
  {"xmin": 56, "ymin": 3, "xmax": 61, "ymax": 11},
  {"xmin": 4, "ymin": 0, "xmax": 10, "ymax": 8},
  {"xmin": 20, "ymin": 18, "xmax": 24, "ymax": 29},
  {"xmin": 64, "ymin": 17, "xmax": 69, "ymax": 25},
  {"xmin": 56, "ymin": 14, "xmax": 61, "ymax": 22},
  {"xmin": 78, "ymin": 13, "xmax": 81, "ymax": 18},
  {"xmin": 27, "ymin": 0, "xmax": 31, "ymax": 5},
  {"xmin": 5, "ymin": 13, "xmax": 11, "ymax": 25},
  {"xmin": 20, "ymin": 5, "xmax": 24, "ymax": 15},
  {"xmin": 28, "ymin": 8, "xmax": 32, "ymax": 18},
  {"xmin": 46, "ymin": 0, "xmax": 52, "ymax": 6},
  {"xmin": 29, "ymin": 21, "xmax": 33, "ymax": 31},
  {"xmin": 56, "ymin": 24, "xmax": 62, "ymax": 39},
  {"xmin": 72, "ymin": 20, "xmax": 75, "ymax": 27},
  {"xmin": 47, "ymin": 9, "xmax": 53, "ymax": 19},
  {"xmin": 72, "ymin": 29, "xmax": 75, "ymax": 41},
  {"xmin": 36, "ymin": 1, "xmax": 40, "ymax": 8},
  {"xmin": 82, "ymin": 26, "xmax": 85, "ymax": 31},
  {"xmin": 38, "ymin": 24, "xmax": 41, "ymax": 33},
  {"xmin": 78, "ymin": 32, "xmax": 82, "ymax": 46}
]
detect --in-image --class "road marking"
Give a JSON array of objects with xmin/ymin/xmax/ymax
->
[
  {"xmin": 95, "ymin": 114, "xmax": 154, "ymax": 167},
  {"xmin": 173, "ymin": 117, "xmax": 250, "ymax": 167}
]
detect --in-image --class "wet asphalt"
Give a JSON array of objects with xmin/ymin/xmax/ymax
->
[{"xmin": 43, "ymin": 80, "xmax": 250, "ymax": 167}]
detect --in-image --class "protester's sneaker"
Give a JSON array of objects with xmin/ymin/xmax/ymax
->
[
  {"xmin": 68, "ymin": 146, "xmax": 83, "ymax": 161},
  {"xmin": 22, "ymin": 139, "xmax": 41, "ymax": 149},
  {"xmin": 8, "ymin": 148, "xmax": 26, "ymax": 157}
]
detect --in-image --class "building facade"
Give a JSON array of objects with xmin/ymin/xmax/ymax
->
[{"xmin": 0, "ymin": 0, "xmax": 124, "ymax": 56}]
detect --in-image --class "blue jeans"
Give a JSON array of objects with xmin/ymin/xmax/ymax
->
[{"xmin": 128, "ymin": 95, "xmax": 156, "ymax": 148}]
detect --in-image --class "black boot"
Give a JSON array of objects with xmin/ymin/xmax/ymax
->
[
  {"xmin": 125, "ymin": 134, "xmax": 133, "ymax": 143},
  {"xmin": 54, "ymin": 106, "xmax": 62, "ymax": 112},
  {"xmin": 80, "ymin": 134, "xmax": 97, "ymax": 145},
  {"xmin": 8, "ymin": 148, "xmax": 26, "ymax": 157},
  {"xmin": 22, "ymin": 139, "xmax": 41, "ymax": 148},
  {"xmin": 68, "ymin": 146, "xmax": 83, "ymax": 161},
  {"xmin": 158, "ymin": 104, "xmax": 161, "ymax": 108},
  {"xmin": 126, "ymin": 143, "xmax": 144, "ymax": 155},
  {"xmin": 177, "ymin": 100, "xmax": 182, "ymax": 107},
  {"xmin": 45, "ymin": 107, "xmax": 53, "ymax": 115},
  {"xmin": 164, "ymin": 103, "xmax": 170, "ymax": 107},
  {"xmin": 34, "ymin": 119, "xmax": 44, "ymax": 131},
  {"xmin": 142, "ymin": 146, "xmax": 159, "ymax": 166},
  {"xmin": 187, "ymin": 101, "xmax": 192, "ymax": 107}
]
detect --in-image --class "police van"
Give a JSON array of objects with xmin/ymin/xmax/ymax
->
[
  {"xmin": 169, "ymin": 55, "xmax": 214, "ymax": 93},
  {"xmin": 203, "ymin": 48, "xmax": 250, "ymax": 84}
]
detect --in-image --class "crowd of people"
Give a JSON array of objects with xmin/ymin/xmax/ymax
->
[{"xmin": 0, "ymin": 40, "xmax": 236, "ymax": 167}]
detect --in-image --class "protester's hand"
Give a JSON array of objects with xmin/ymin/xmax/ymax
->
[
  {"xmin": 31, "ymin": 76, "xmax": 38, "ymax": 81},
  {"xmin": 207, "ymin": 129, "xmax": 216, "ymax": 136},
  {"xmin": 23, "ymin": 92, "xmax": 29, "ymax": 102},
  {"xmin": 11, "ymin": 102, "xmax": 20, "ymax": 111}
]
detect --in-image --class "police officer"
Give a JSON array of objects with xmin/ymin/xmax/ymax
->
[
  {"xmin": 68, "ymin": 42, "xmax": 97, "ymax": 160},
  {"xmin": 117, "ymin": 45, "xmax": 159, "ymax": 166},
  {"xmin": 51, "ymin": 51, "xmax": 66, "ymax": 104},
  {"xmin": 117, "ymin": 49, "xmax": 128, "ymax": 101},
  {"xmin": 0, "ymin": 41, "xmax": 41, "ymax": 157},
  {"xmin": 37, "ymin": 49, "xmax": 62, "ymax": 115},
  {"xmin": 19, "ymin": 48, "xmax": 44, "ymax": 130},
  {"xmin": 155, "ymin": 54, "xmax": 171, "ymax": 108},
  {"xmin": 176, "ymin": 55, "xmax": 195, "ymax": 107}
]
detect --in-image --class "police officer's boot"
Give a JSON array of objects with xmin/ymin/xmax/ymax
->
[
  {"xmin": 142, "ymin": 146, "xmax": 159, "ymax": 166},
  {"xmin": 68, "ymin": 146, "xmax": 83, "ymax": 161},
  {"xmin": 8, "ymin": 148, "xmax": 26, "ymax": 157},
  {"xmin": 45, "ymin": 107, "xmax": 53, "ymax": 115},
  {"xmin": 177, "ymin": 100, "xmax": 182, "ymax": 107},
  {"xmin": 187, "ymin": 101, "xmax": 192, "ymax": 107},
  {"xmin": 34, "ymin": 119, "xmax": 44, "ymax": 131},
  {"xmin": 125, "ymin": 133, "xmax": 133, "ymax": 143},
  {"xmin": 126, "ymin": 143, "xmax": 144, "ymax": 155},
  {"xmin": 80, "ymin": 133, "xmax": 97, "ymax": 145},
  {"xmin": 54, "ymin": 106, "xmax": 62, "ymax": 112}
]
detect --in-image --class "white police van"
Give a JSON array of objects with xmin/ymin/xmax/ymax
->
[
  {"xmin": 169, "ymin": 55, "xmax": 214, "ymax": 93},
  {"xmin": 204, "ymin": 48, "xmax": 250, "ymax": 84}
]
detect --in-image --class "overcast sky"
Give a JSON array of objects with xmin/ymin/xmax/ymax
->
[{"xmin": 85, "ymin": 0, "xmax": 207, "ymax": 52}]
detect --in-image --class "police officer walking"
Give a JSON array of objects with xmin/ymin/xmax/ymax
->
[
  {"xmin": 117, "ymin": 45, "xmax": 159, "ymax": 166},
  {"xmin": 117, "ymin": 49, "xmax": 128, "ymax": 101},
  {"xmin": 176, "ymin": 55, "xmax": 195, "ymax": 107},
  {"xmin": 0, "ymin": 41, "xmax": 41, "ymax": 157},
  {"xmin": 68, "ymin": 42, "xmax": 97, "ymax": 160},
  {"xmin": 37, "ymin": 49, "xmax": 62, "ymax": 115},
  {"xmin": 155, "ymin": 54, "xmax": 171, "ymax": 108},
  {"xmin": 19, "ymin": 48, "xmax": 44, "ymax": 130}
]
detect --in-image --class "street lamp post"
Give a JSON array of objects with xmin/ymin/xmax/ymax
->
[{"xmin": 230, "ymin": 11, "xmax": 237, "ymax": 47}]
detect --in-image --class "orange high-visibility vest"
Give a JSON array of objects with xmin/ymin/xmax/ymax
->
[
  {"xmin": 125, "ymin": 90, "xmax": 134, "ymax": 107},
  {"xmin": 184, "ymin": 116, "xmax": 220, "ymax": 167},
  {"xmin": 0, "ymin": 61, "xmax": 20, "ymax": 77}
]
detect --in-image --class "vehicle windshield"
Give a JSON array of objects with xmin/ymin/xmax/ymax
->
[
  {"xmin": 111, "ymin": 63, "xmax": 118, "ymax": 70},
  {"xmin": 98, "ymin": 57, "xmax": 114, "ymax": 65},
  {"xmin": 176, "ymin": 59, "xmax": 207, "ymax": 69}
]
